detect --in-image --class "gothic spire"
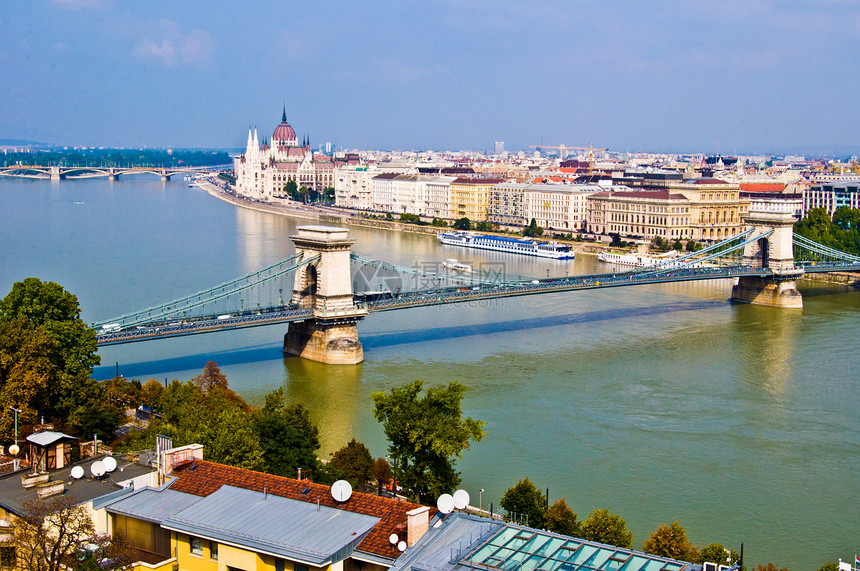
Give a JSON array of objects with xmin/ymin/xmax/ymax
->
[{"xmin": 282, "ymin": 106, "xmax": 287, "ymax": 123}]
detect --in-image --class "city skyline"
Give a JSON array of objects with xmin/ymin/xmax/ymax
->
[{"xmin": 2, "ymin": 0, "xmax": 858, "ymax": 154}]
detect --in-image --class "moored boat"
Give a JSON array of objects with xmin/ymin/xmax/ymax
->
[{"xmin": 438, "ymin": 232, "xmax": 574, "ymax": 260}]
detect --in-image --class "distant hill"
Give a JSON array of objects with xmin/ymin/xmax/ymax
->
[{"xmin": 0, "ymin": 138, "xmax": 51, "ymax": 147}]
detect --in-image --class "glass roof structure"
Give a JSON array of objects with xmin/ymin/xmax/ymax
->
[{"xmin": 460, "ymin": 526, "xmax": 689, "ymax": 571}]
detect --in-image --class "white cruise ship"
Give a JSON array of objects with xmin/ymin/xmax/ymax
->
[{"xmin": 438, "ymin": 232, "xmax": 575, "ymax": 260}]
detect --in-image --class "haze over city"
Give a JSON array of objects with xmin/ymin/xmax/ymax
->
[{"xmin": 2, "ymin": 0, "xmax": 858, "ymax": 154}]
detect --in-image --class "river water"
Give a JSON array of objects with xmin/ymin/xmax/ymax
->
[{"xmin": 1, "ymin": 176, "xmax": 858, "ymax": 569}]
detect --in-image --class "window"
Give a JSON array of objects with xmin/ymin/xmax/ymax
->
[
  {"xmin": 210, "ymin": 542, "xmax": 218, "ymax": 561},
  {"xmin": 190, "ymin": 537, "xmax": 203, "ymax": 555}
]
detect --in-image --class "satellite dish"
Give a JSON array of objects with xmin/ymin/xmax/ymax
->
[
  {"xmin": 8, "ymin": 444, "xmax": 19, "ymax": 456},
  {"xmin": 436, "ymin": 493, "xmax": 455, "ymax": 514},
  {"xmin": 389, "ymin": 534, "xmax": 399, "ymax": 545},
  {"xmin": 331, "ymin": 479, "xmax": 353, "ymax": 502},
  {"xmin": 102, "ymin": 456, "xmax": 117, "ymax": 472},
  {"xmin": 70, "ymin": 466, "xmax": 84, "ymax": 480},
  {"xmin": 453, "ymin": 489, "xmax": 470, "ymax": 510},
  {"xmin": 90, "ymin": 460, "xmax": 106, "ymax": 477},
  {"xmin": 397, "ymin": 541, "xmax": 407, "ymax": 552}
]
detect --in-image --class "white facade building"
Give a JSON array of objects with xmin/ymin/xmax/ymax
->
[{"xmin": 233, "ymin": 109, "xmax": 336, "ymax": 201}]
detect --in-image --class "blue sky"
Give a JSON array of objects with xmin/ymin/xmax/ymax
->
[{"xmin": 2, "ymin": 0, "xmax": 858, "ymax": 154}]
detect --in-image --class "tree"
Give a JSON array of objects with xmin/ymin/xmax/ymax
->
[
  {"xmin": 672, "ymin": 239, "xmax": 684, "ymax": 251},
  {"xmin": 817, "ymin": 563, "xmax": 839, "ymax": 571},
  {"xmin": 14, "ymin": 495, "xmax": 99, "ymax": 571},
  {"xmin": 139, "ymin": 378, "xmax": 165, "ymax": 410},
  {"xmin": 0, "ymin": 278, "xmax": 100, "ymax": 425},
  {"xmin": 544, "ymin": 498, "xmax": 581, "ymax": 537},
  {"xmin": 695, "ymin": 543, "xmax": 740, "ymax": 567},
  {"xmin": 285, "ymin": 180, "xmax": 300, "ymax": 201},
  {"xmin": 372, "ymin": 457, "xmax": 393, "ymax": 495},
  {"xmin": 500, "ymin": 478, "xmax": 546, "ymax": 528},
  {"xmin": 329, "ymin": 439, "xmax": 374, "ymax": 490},
  {"xmin": 372, "ymin": 380, "xmax": 485, "ymax": 503},
  {"xmin": 642, "ymin": 521, "xmax": 692, "ymax": 561},
  {"xmin": 581, "ymin": 508, "xmax": 633, "ymax": 548},
  {"xmin": 192, "ymin": 360, "xmax": 228, "ymax": 394},
  {"xmin": 523, "ymin": 218, "xmax": 544, "ymax": 237},
  {"xmin": 453, "ymin": 217, "xmax": 472, "ymax": 230},
  {"xmin": 253, "ymin": 388, "xmax": 320, "ymax": 478},
  {"xmin": 752, "ymin": 565, "xmax": 787, "ymax": 571},
  {"xmin": 685, "ymin": 239, "xmax": 703, "ymax": 252}
]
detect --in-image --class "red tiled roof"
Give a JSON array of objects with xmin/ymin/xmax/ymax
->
[
  {"xmin": 169, "ymin": 460, "xmax": 433, "ymax": 561},
  {"xmin": 738, "ymin": 182, "xmax": 786, "ymax": 193}
]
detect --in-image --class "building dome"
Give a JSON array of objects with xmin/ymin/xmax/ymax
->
[{"xmin": 272, "ymin": 108, "xmax": 297, "ymax": 144}]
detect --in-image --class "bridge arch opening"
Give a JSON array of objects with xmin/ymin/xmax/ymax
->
[{"xmin": 298, "ymin": 263, "xmax": 318, "ymax": 309}]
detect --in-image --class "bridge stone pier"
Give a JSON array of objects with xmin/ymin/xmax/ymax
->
[
  {"xmin": 730, "ymin": 196, "xmax": 804, "ymax": 308},
  {"xmin": 49, "ymin": 166, "xmax": 64, "ymax": 181},
  {"xmin": 283, "ymin": 226, "xmax": 368, "ymax": 364}
]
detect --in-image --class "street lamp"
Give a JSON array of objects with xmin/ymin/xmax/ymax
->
[
  {"xmin": 479, "ymin": 488, "xmax": 484, "ymax": 512},
  {"xmin": 8, "ymin": 407, "xmax": 21, "ymax": 456}
]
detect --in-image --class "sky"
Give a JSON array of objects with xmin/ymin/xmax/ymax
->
[{"xmin": 1, "ymin": 0, "xmax": 859, "ymax": 154}]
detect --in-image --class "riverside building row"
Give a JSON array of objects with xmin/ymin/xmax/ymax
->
[{"xmin": 332, "ymin": 169, "xmax": 751, "ymax": 243}]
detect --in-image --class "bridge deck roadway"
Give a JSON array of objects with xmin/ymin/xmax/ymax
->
[{"xmin": 95, "ymin": 262, "xmax": 860, "ymax": 346}]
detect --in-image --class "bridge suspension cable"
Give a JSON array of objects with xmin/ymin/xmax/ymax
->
[
  {"xmin": 792, "ymin": 233, "xmax": 860, "ymax": 262},
  {"xmin": 95, "ymin": 253, "xmax": 317, "ymax": 330},
  {"xmin": 350, "ymin": 253, "xmax": 504, "ymax": 288}
]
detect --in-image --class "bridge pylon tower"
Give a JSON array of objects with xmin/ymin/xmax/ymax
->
[
  {"xmin": 730, "ymin": 197, "xmax": 803, "ymax": 308},
  {"xmin": 283, "ymin": 226, "xmax": 368, "ymax": 364}
]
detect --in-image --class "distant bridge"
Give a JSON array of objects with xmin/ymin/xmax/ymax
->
[
  {"xmin": 0, "ymin": 164, "xmax": 232, "ymax": 181},
  {"xmin": 93, "ymin": 209, "xmax": 860, "ymax": 363}
]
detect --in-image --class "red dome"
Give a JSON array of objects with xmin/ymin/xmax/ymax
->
[{"xmin": 273, "ymin": 121, "xmax": 296, "ymax": 143}]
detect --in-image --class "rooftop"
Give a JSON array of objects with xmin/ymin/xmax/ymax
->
[
  {"xmin": 0, "ymin": 453, "xmax": 156, "ymax": 516},
  {"xmin": 169, "ymin": 460, "xmax": 434, "ymax": 561},
  {"xmin": 391, "ymin": 513, "xmax": 698, "ymax": 571},
  {"xmin": 162, "ymin": 485, "xmax": 380, "ymax": 566}
]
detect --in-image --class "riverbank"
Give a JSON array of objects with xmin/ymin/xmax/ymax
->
[{"xmin": 196, "ymin": 178, "xmax": 609, "ymax": 254}]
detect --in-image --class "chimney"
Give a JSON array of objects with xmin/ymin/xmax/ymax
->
[{"xmin": 406, "ymin": 506, "xmax": 430, "ymax": 547}]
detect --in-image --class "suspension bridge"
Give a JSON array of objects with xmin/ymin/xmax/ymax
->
[{"xmin": 93, "ymin": 202, "xmax": 860, "ymax": 364}]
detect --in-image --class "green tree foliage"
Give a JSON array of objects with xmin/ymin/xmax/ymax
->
[
  {"xmin": 453, "ymin": 217, "xmax": 472, "ymax": 230},
  {"xmin": 372, "ymin": 457, "xmax": 393, "ymax": 495},
  {"xmin": 523, "ymin": 218, "xmax": 544, "ymax": 237},
  {"xmin": 329, "ymin": 438, "xmax": 374, "ymax": 490},
  {"xmin": 0, "ymin": 278, "xmax": 100, "ymax": 431},
  {"xmin": 544, "ymin": 498, "xmax": 581, "ymax": 537},
  {"xmin": 139, "ymin": 378, "xmax": 165, "ymax": 410},
  {"xmin": 817, "ymin": 563, "xmax": 839, "ymax": 571},
  {"xmin": 431, "ymin": 218, "xmax": 448, "ymax": 227},
  {"xmin": 399, "ymin": 213, "xmax": 423, "ymax": 224},
  {"xmin": 475, "ymin": 220, "xmax": 494, "ymax": 231},
  {"xmin": 752, "ymin": 565, "xmax": 787, "ymax": 571},
  {"xmin": 285, "ymin": 180, "xmax": 300, "ymax": 201},
  {"xmin": 116, "ymin": 364, "xmax": 266, "ymax": 471},
  {"xmin": 642, "ymin": 521, "xmax": 692, "ymax": 561},
  {"xmin": 500, "ymin": 477, "xmax": 546, "ymax": 528},
  {"xmin": 372, "ymin": 380, "xmax": 485, "ymax": 503},
  {"xmin": 672, "ymin": 239, "xmax": 684, "ymax": 251},
  {"xmin": 694, "ymin": 543, "xmax": 740, "ymax": 567},
  {"xmin": 685, "ymin": 239, "xmax": 703, "ymax": 252},
  {"xmin": 795, "ymin": 206, "xmax": 860, "ymax": 255},
  {"xmin": 581, "ymin": 508, "xmax": 633, "ymax": 548},
  {"xmin": 253, "ymin": 387, "xmax": 320, "ymax": 477}
]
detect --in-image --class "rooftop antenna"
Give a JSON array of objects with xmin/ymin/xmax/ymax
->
[
  {"xmin": 331, "ymin": 479, "xmax": 353, "ymax": 502},
  {"xmin": 436, "ymin": 493, "xmax": 455, "ymax": 515},
  {"xmin": 102, "ymin": 456, "xmax": 117, "ymax": 473}
]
